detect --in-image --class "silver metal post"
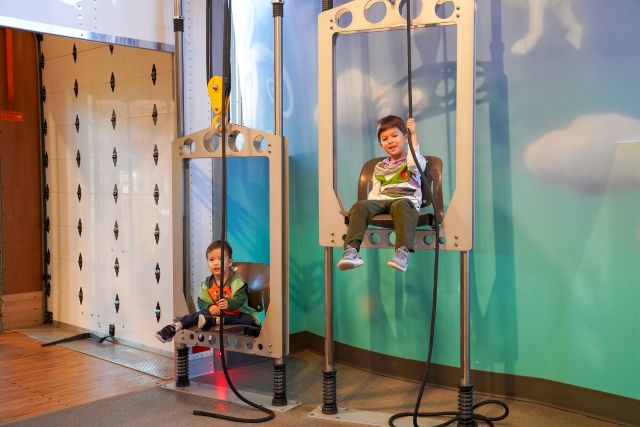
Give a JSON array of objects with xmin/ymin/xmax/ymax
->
[
  {"xmin": 273, "ymin": 0, "xmax": 283, "ymax": 137},
  {"xmin": 173, "ymin": 0, "xmax": 184, "ymax": 138},
  {"xmin": 460, "ymin": 250, "xmax": 470, "ymax": 386},
  {"xmin": 324, "ymin": 247, "xmax": 334, "ymax": 371}
]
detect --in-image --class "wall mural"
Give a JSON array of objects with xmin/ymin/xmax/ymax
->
[{"xmin": 231, "ymin": 0, "xmax": 638, "ymax": 399}]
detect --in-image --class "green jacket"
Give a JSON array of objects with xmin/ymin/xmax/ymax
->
[{"xmin": 197, "ymin": 271, "xmax": 260, "ymax": 325}]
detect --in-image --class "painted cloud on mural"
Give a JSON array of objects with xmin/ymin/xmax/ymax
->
[
  {"xmin": 524, "ymin": 114, "xmax": 640, "ymax": 193},
  {"xmin": 334, "ymin": 68, "xmax": 430, "ymax": 131}
]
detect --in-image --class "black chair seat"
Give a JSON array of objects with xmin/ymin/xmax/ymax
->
[{"xmin": 343, "ymin": 156, "xmax": 444, "ymax": 229}]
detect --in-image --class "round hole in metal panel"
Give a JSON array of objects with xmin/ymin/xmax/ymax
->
[
  {"xmin": 253, "ymin": 135, "xmax": 267, "ymax": 152},
  {"xmin": 335, "ymin": 9, "xmax": 352, "ymax": 28},
  {"xmin": 246, "ymin": 341, "xmax": 253, "ymax": 349},
  {"xmin": 439, "ymin": 235, "xmax": 446, "ymax": 245},
  {"xmin": 368, "ymin": 232, "xmax": 380, "ymax": 245},
  {"xmin": 398, "ymin": 0, "xmax": 422, "ymax": 20},
  {"xmin": 228, "ymin": 131, "xmax": 245, "ymax": 152},
  {"xmin": 423, "ymin": 234, "xmax": 434, "ymax": 245},
  {"xmin": 258, "ymin": 343, "xmax": 263, "ymax": 350},
  {"xmin": 208, "ymin": 335, "xmax": 215, "ymax": 344},
  {"xmin": 203, "ymin": 131, "xmax": 220, "ymax": 153},
  {"xmin": 387, "ymin": 232, "xmax": 396, "ymax": 246},
  {"xmin": 198, "ymin": 333, "xmax": 205, "ymax": 342},
  {"xmin": 364, "ymin": 0, "xmax": 386, "ymax": 23},
  {"xmin": 435, "ymin": 0, "xmax": 455, "ymax": 19},
  {"xmin": 182, "ymin": 138, "xmax": 195, "ymax": 154}
]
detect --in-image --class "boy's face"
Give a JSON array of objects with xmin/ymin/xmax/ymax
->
[
  {"xmin": 207, "ymin": 247, "xmax": 232, "ymax": 280},
  {"xmin": 379, "ymin": 126, "xmax": 408, "ymax": 160}
]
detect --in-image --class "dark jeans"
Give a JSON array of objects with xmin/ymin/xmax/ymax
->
[
  {"xmin": 178, "ymin": 309, "xmax": 256, "ymax": 328},
  {"xmin": 345, "ymin": 199, "xmax": 419, "ymax": 251}
]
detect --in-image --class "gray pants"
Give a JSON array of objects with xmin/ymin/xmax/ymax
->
[{"xmin": 344, "ymin": 199, "xmax": 419, "ymax": 251}]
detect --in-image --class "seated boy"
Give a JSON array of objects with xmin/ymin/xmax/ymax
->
[
  {"xmin": 155, "ymin": 240, "xmax": 260, "ymax": 343},
  {"xmin": 338, "ymin": 115, "xmax": 426, "ymax": 273}
]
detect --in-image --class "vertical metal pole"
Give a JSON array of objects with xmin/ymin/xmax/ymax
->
[
  {"xmin": 458, "ymin": 250, "xmax": 475, "ymax": 426},
  {"xmin": 322, "ymin": 246, "xmax": 337, "ymax": 414},
  {"xmin": 460, "ymin": 250, "xmax": 470, "ymax": 386},
  {"xmin": 324, "ymin": 247, "xmax": 334, "ymax": 371},
  {"xmin": 272, "ymin": 0, "xmax": 289, "ymax": 407},
  {"xmin": 173, "ymin": 0, "xmax": 185, "ymax": 139}
]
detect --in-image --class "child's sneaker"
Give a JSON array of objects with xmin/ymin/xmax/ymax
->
[
  {"xmin": 155, "ymin": 324, "xmax": 176, "ymax": 343},
  {"xmin": 198, "ymin": 313, "xmax": 216, "ymax": 330},
  {"xmin": 387, "ymin": 246, "xmax": 410, "ymax": 272},
  {"xmin": 337, "ymin": 245, "xmax": 364, "ymax": 270}
]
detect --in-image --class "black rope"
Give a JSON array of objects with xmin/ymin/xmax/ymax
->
[
  {"xmin": 193, "ymin": 2, "xmax": 275, "ymax": 422},
  {"xmin": 389, "ymin": 1, "xmax": 508, "ymax": 426}
]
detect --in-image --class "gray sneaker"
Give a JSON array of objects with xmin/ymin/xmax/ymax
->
[
  {"xmin": 387, "ymin": 246, "xmax": 410, "ymax": 272},
  {"xmin": 337, "ymin": 245, "xmax": 364, "ymax": 270}
]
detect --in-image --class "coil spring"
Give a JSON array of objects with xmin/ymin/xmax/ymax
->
[
  {"xmin": 175, "ymin": 347, "xmax": 190, "ymax": 387},
  {"xmin": 457, "ymin": 385, "xmax": 474, "ymax": 425},
  {"xmin": 272, "ymin": 362, "xmax": 287, "ymax": 406},
  {"xmin": 322, "ymin": 369, "xmax": 338, "ymax": 415}
]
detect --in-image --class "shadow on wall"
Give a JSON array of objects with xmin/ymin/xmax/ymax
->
[{"xmin": 471, "ymin": 0, "xmax": 517, "ymax": 395}]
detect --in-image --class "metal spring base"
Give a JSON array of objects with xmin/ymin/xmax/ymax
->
[
  {"xmin": 175, "ymin": 346, "xmax": 190, "ymax": 387},
  {"xmin": 272, "ymin": 361, "xmax": 287, "ymax": 406},
  {"xmin": 322, "ymin": 369, "xmax": 337, "ymax": 415},
  {"xmin": 457, "ymin": 385, "xmax": 475, "ymax": 426}
]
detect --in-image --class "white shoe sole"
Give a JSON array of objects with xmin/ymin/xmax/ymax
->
[
  {"xmin": 337, "ymin": 259, "xmax": 364, "ymax": 270},
  {"xmin": 387, "ymin": 260, "xmax": 407, "ymax": 272},
  {"xmin": 155, "ymin": 332, "xmax": 171, "ymax": 343}
]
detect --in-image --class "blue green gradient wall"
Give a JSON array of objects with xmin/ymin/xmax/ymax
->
[{"xmin": 232, "ymin": 0, "xmax": 640, "ymax": 400}]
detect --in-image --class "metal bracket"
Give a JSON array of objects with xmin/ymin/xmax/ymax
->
[
  {"xmin": 114, "ymin": 257, "xmax": 120, "ymax": 276},
  {"xmin": 111, "ymin": 109, "xmax": 117, "ymax": 130},
  {"xmin": 155, "ymin": 302, "xmax": 161, "ymax": 322},
  {"xmin": 42, "ymin": 118, "xmax": 47, "ymax": 136},
  {"xmin": 72, "ymin": 43, "xmax": 77, "ymax": 62},
  {"xmin": 153, "ymin": 184, "xmax": 159, "ymax": 205},
  {"xmin": 153, "ymin": 144, "xmax": 159, "ymax": 165},
  {"xmin": 155, "ymin": 262, "xmax": 161, "ymax": 283},
  {"xmin": 78, "ymin": 287, "xmax": 83, "ymax": 305},
  {"xmin": 110, "ymin": 72, "xmax": 116, "ymax": 92},
  {"xmin": 46, "ymin": 248, "xmax": 51, "ymax": 265},
  {"xmin": 77, "ymin": 219, "xmax": 82, "ymax": 236},
  {"xmin": 112, "ymin": 147, "xmax": 118, "ymax": 166},
  {"xmin": 39, "ymin": 52, "xmax": 45, "ymax": 69},
  {"xmin": 44, "ymin": 184, "xmax": 49, "ymax": 201},
  {"xmin": 74, "ymin": 79, "xmax": 78, "ymax": 97},
  {"xmin": 41, "ymin": 85, "xmax": 46, "ymax": 102},
  {"xmin": 154, "ymin": 223, "xmax": 160, "ymax": 244},
  {"xmin": 109, "ymin": 44, "xmax": 114, "ymax": 54},
  {"xmin": 152, "ymin": 104, "xmax": 158, "ymax": 126},
  {"xmin": 113, "ymin": 184, "xmax": 118, "ymax": 203},
  {"xmin": 75, "ymin": 114, "xmax": 79, "ymax": 133},
  {"xmin": 114, "ymin": 293, "xmax": 120, "ymax": 312},
  {"xmin": 77, "ymin": 184, "xmax": 81, "ymax": 201},
  {"xmin": 45, "ymin": 216, "xmax": 50, "ymax": 233},
  {"xmin": 78, "ymin": 253, "xmax": 83, "ymax": 270},
  {"xmin": 113, "ymin": 221, "xmax": 119, "ymax": 240},
  {"xmin": 76, "ymin": 149, "xmax": 81, "ymax": 167},
  {"xmin": 43, "ymin": 151, "xmax": 48, "ymax": 168},
  {"xmin": 151, "ymin": 63, "xmax": 157, "ymax": 85}
]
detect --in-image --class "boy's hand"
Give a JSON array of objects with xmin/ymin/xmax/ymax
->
[
  {"xmin": 217, "ymin": 299, "xmax": 229, "ymax": 310},
  {"xmin": 209, "ymin": 304, "xmax": 221, "ymax": 316},
  {"xmin": 406, "ymin": 117, "xmax": 418, "ymax": 148}
]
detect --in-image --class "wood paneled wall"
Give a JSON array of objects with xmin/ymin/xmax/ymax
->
[{"xmin": 0, "ymin": 29, "xmax": 44, "ymax": 328}]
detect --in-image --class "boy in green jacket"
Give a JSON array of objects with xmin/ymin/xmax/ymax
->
[{"xmin": 155, "ymin": 240, "xmax": 260, "ymax": 343}]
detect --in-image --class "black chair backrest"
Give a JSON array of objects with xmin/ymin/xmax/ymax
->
[
  {"xmin": 358, "ymin": 156, "xmax": 444, "ymax": 222},
  {"xmin": 231, "ymin": 262, "xmax": 270, "ymax": 313}
]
